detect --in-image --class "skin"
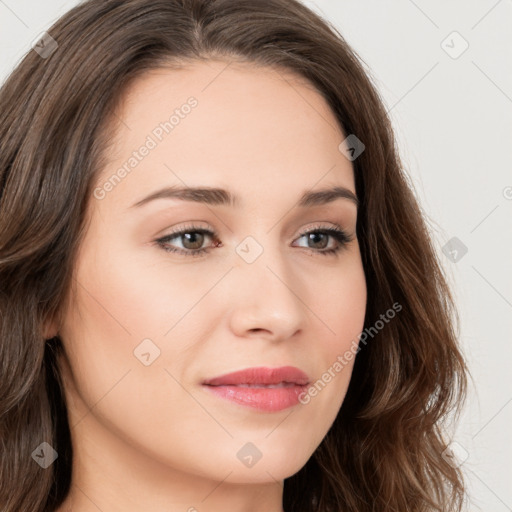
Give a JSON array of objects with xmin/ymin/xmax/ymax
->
[{"xmin": 49, "ymin": 59, "xmax": 367, "ymax": 512}]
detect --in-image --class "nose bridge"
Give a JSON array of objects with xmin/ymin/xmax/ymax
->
[{"xmin": 226, "ymin": 230, "xmax": 306, "ymax": 338}]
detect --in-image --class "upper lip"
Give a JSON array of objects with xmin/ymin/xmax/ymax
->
[{"xmin": 202, "ymin": 366, "xmax": 310, "ymax": 386}]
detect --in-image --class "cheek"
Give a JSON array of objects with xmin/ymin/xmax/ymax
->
[
  {"xmin": 56, "ymin": 237, "xmax": 171, "ymax": 421},
  {"xmin": 316, "ymin": 252, "xmax": 367, "ymax": 351},
  {"xmin": 57, "ymin": 261, "xmax": 203, "ymax": 468},
  {"xmin": 57, "ymin": 235, "xmax": 219, "ymax": 427},
  {"xmin": 300, "ymin": 255, "xmax": 366, "ymax": 421},
  {"xmin": 68, "ymin": 237, "xmax": 194, "ymax": 342}
]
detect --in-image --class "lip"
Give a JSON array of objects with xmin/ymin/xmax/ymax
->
[
  {"xmin": 202, "ymin": 366, "xmax": 310, "ymax": 412},
  {"xmin": 202, "ymin": 366, "xmax": 310, "ymax": 386}
]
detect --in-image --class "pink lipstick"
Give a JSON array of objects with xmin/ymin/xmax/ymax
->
[{"xmin": 202, "ymin": 366, "xmax": 310, "ymax": 412}]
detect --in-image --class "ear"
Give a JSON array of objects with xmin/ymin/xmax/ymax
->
[{"xmin": 43, "ymin": 315, "xmax": 60, "ymax": 340}]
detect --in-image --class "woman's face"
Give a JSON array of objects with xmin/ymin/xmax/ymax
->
[{"xmin": 54, "ymin": 60, "xmax": 366, "ymax": 492}]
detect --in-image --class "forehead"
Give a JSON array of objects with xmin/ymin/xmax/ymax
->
[{"xmin": 95, "ymin": 59, "xmax": 355, "ymax": 211}]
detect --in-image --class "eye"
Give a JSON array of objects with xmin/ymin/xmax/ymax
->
[
  {"xmin": 155, "ymin": 224, "xmax": 219, "ymax": 258},
  {"xmin": 155, "ymin": 223, "xmax": 354, "ymax": 257},
  {"xmin": 293, "ymin": 226, "xmax": 354, "ymax": 256}
]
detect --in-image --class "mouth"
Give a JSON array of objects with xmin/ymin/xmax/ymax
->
[{"xmin": 201, "ymin": 366, "xmax": 310, "ymax": 412}]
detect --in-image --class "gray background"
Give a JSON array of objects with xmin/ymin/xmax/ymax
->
[{"xmin": 1, "ymin": 0, "xmax": 511, "ymax": 510}]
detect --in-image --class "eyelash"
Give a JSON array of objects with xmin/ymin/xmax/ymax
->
[{"xmin": 155, "ymin": 223, "xmax": 354, "ymax": 258}]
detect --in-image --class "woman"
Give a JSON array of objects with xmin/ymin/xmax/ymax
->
[{"xmin": 0, "ymin": 0, "xmax": 468, "ymax": 510}]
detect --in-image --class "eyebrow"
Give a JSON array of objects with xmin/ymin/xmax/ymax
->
[{"xmin": 130, "ymin": 185, "xmax": 358, "ymax": 209}]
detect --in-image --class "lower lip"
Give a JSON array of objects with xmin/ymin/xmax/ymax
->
[{"xmin": 202, "ymin": 384, "xmax": 308, "ymax": 412}]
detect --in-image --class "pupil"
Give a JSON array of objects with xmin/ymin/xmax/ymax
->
[
  {"xmin": 183, "ymin": 232, "xmax": 204, "ymax": 250},
  {"xmin": 309, "ymin": 233, "xmax": 327, "ymax": 249}
]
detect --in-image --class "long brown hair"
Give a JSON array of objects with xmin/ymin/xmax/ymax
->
[{"xmin": 0, "ymin": 1, "xmax": 468, "ymax": 510}]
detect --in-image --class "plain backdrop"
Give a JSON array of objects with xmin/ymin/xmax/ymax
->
[{"xmin": 1, "ymin": 0, "xmax": 511, "ymax": 510}]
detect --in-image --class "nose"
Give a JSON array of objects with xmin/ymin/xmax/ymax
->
[{"xmin": 226, "ymin": 247, "xmax": 306, "ymax": 342}]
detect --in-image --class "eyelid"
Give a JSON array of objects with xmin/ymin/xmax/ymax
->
[
  {"xmin": 159, "ymin": 221, "xmax": 213, "ymax": 236},
  {"xmin": 297, "ymin": 222, "xmax": 353, "ymax": 238}
]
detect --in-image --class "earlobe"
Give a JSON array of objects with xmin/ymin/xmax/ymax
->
[{"xmin": 43, "ymin": 316, "xmax": 60, "ymax": 340}]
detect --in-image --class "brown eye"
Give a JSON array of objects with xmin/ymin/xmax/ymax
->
[
  {"xmin": 179, "ymin": 231, "xmax": 206, "ymax": 250},
  {"xmin": 303, "ymin": 232, "xmax": 329, "ymax": 250},
  {"xmin": 156, "ymin": 227, "xmax": 217, "ymax": 256},
  {"xmin": 294, "ymin": 227, "xmax": 353, "ymax": 256}
]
